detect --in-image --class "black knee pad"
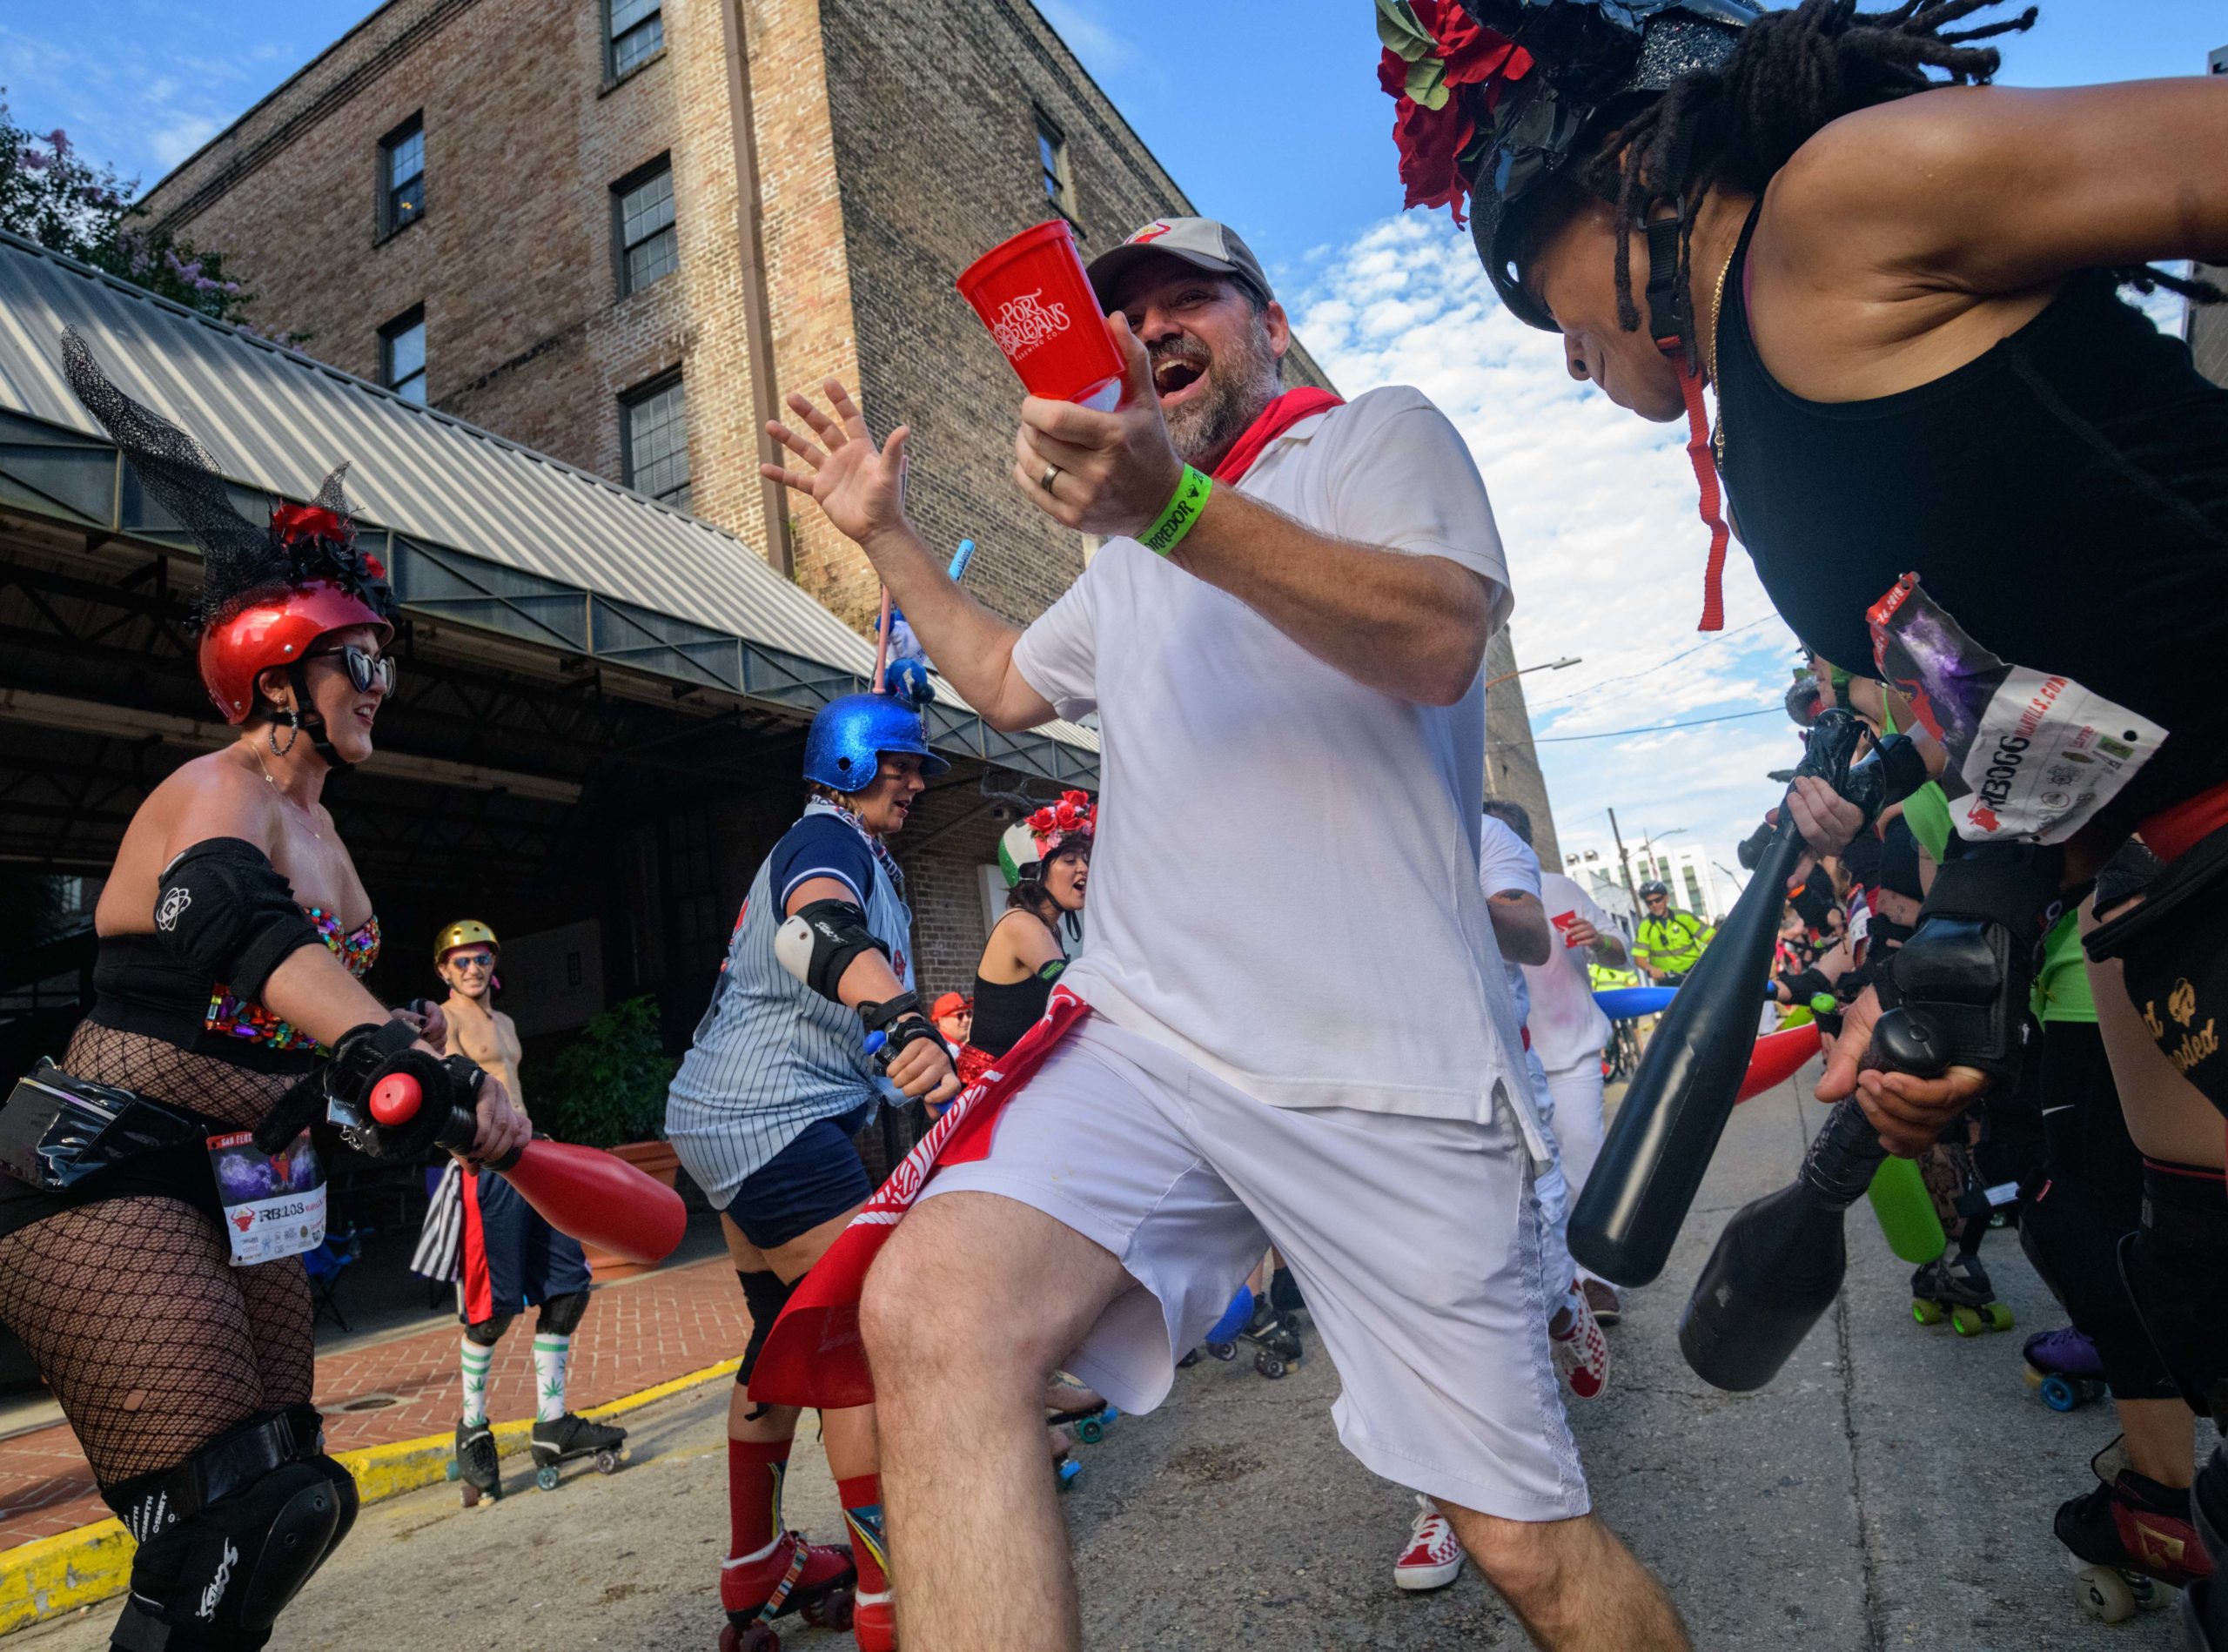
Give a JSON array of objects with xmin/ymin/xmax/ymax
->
[
  {"xmin": 278, "ymin": 1407, "xmax": 358, "ymax": 1560},
  {"xmin": 736, "ymin": 1269, "xmax": 795, "ymax": 1387},
  {"xmin": 2119, "ymin": 1176, "xmax": 2228, "ymax": 1420},
  {"xmin": 464, "ymin": 1312, "xmax": 513, "ymax": 1347},
  {"xmin": 535, "ymin": 1290, "xmax": 590, "ymax": 1339},
  {"xmin": 2023, "ymin": 1185, "xmax": 2179, "ymax": 1400},
  {"xmin": 104, "ymin": 1414, "xmax": 352, "ymax": 1650}
]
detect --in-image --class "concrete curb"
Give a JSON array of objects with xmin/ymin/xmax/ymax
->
[{"xmin": 0, "ymin": 1356, "xmax": 740, "ymax": 1637}]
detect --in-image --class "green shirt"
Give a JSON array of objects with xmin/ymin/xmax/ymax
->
[{"xmin": 2031, "ymin": 911, "xmax": 2096, "ymax": 1024}]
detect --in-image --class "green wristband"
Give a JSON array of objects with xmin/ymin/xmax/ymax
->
[{"xmin": 1138, "ymin": 466, "xmax": 1212, "ymax": 556}]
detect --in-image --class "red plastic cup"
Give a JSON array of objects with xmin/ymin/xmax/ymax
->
[
  {"xmin": 956, "ymin": 221, "xmax": 1124, "ymax": 411},
  {"xmin": 1552, "ymin": 910, "xmax": 1581, "ymax": 948}
]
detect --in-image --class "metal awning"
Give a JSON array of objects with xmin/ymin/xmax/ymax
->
[{"xmin": 0, "ymin": 229, "xmax": 1097, "ymax": 786}]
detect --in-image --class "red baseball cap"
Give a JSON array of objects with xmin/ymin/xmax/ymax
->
[{"xmin": 931, "ymin": 991, "xmax": 969, "ymax": 1020}]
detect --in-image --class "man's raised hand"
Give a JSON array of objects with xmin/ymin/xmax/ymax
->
[
  {"xmin": 1013, "ymin": 312, "xmax": 1185, "ymax": 537},
  {"xmin": 763, "ymin": 379, "xmax": 913, "ymax": 551}
]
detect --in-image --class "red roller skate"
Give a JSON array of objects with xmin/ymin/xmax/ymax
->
[
  {"xmin": 719, "ymin": 1532, "xmax": 856, "ymax": 1651},
  {"xmin": 2055, "ymin": 1438, "xmax": 2213, "ymax": 1623}
]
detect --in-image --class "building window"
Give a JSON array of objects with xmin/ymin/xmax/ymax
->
[
  {"xmin": 379, "ymin": 115, "xmax": 426, "ymax": 236},
  {"xmin": 623, "ymin": 375, "xmax": 690, "ymax": 510},
  {"xmin": 607, "ymin": 0, "xmax": 665, "ymax": 77},
  {"xmin": 380, "ymin": 307, "xmax": 426, "ymax": 404},
  {"xmin": 614, "ymin": 158, "xmax": 677, "ymax": 295},
  {"xmin": 1036, "ymin": 112, "xmax": 1075, "ymax": 220}
]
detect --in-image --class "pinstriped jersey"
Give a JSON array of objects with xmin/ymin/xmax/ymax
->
[{"xmin": 663, "ymin": 804, "xmax": 913, "ymax": 1211}]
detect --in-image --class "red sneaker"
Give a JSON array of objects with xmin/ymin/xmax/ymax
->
[
  {"xmin": 1393, "ymin": 1495, "xmax": 1466, "ymax": 1592},
  {"xmin": 1551, "ymin": 1284, "xmax": 1610, "ymax": 1400}
]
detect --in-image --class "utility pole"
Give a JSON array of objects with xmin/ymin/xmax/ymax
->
[{"xmin": 1607, "ymin": 807, "xmax": 1641, "ymax": 920}]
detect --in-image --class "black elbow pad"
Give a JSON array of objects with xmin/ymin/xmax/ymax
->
[
  {"xmin": 153, "ymin": 838, "xmax": 322, "ymax": 1001},
  {"xmin": 773, "ymin": 898, "xmax": 889, "ymax": 1003}
]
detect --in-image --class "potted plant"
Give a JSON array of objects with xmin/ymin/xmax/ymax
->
[{"xmin": 534, "ymin": 997, "xmax": 681, "ymax": 1279}]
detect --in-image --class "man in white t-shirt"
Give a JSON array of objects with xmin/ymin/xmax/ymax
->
[
  {"xmin": 1487, "ymin": 802, "xmax": 1634, "ymax": 1327},
  {"xmin": 761, "ymin": 215, "xmax": 1688, "ymax": 1651}
]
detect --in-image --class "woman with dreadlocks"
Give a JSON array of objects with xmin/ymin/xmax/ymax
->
[
  {"xmin": 0, "ymin": 332, "xmax": 527, "ymax": 1651},
  {"xmin": 1376, "ymin": 0, "xmax": 2228, "ymax": 1628}
]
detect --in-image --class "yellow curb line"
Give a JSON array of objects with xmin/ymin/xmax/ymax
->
[{"xmin": 0, "ymin": 1356, "xmax": 741, "ymax": 1637}]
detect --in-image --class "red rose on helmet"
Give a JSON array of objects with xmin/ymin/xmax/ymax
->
[
  {"xmin": 269, "ymin": 501, "xmax": 352, "ymax": 547},
  {"xmin": 1377, "ymin": 1, "xmax": 1531, "ymax": 225}
]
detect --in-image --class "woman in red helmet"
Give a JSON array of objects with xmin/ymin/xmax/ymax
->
[{"xmin": 0, "ymin": 332, "xmax": 526, "ymax": 1652}]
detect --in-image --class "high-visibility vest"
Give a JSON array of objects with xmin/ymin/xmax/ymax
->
[{"xmin": 1635, "ymin": 910, "xmax": 1715, "ymax": 974}]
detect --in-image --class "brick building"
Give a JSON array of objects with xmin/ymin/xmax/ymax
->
[{"xmin": 137, "ymin": 0, "xmax": 1561, "ymax": 995}]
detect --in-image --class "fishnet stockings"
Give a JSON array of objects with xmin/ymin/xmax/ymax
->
[{"xmin": 0, "ymin": 1025, "xmax": 316, "ymax": 1485}]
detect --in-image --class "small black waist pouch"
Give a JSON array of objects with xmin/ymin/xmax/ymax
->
[{"xmin": 0, "ymin": 1059, "xmax": 211, "ymax": 1193}]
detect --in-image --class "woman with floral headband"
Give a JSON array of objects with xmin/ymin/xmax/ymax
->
[
  {"xmin": 0, "ymin": 331, "xmax": 527, "ymax": 1651},
  {"xmin": 959, "ymin": 792, "xmax": 1094, "ymax": 1084}
]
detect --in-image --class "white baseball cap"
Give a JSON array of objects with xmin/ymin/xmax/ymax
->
[{"xmin": 1085, "ymin": 217, "xmax": 1273, "ymax": 309}]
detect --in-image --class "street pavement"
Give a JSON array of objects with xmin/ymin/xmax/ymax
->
[{"xmin": 14, "ymin": 1064, "xmax": 2192, "ymax": 1650}]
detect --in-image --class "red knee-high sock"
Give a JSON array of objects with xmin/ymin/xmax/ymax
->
[
  {"xmin": 837, "ymin": 1473, "xmax": 889, "ymax": 1596},
  {"xmin": 728, "ymin": 1438, "xmax": 792, "ymax": 1563}
]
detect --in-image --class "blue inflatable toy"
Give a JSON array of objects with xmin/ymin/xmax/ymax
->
[{"xmin": 1594, "ymin": 984, "xmax": 1678, "ymax": 1019}]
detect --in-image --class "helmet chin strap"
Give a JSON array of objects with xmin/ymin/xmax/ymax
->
[
  {"xmin": 1638, "ymin": 133, "xmax": 1732, "ymax": 635},
  {"xmin": 286, "ymin": 662, "xmax": 353, "ymax": 772}
]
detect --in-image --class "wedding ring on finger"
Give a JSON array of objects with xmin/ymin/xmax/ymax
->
[{"xmin": 1039, "ymin": 463, "xmax": 1061, "ymax": 494}]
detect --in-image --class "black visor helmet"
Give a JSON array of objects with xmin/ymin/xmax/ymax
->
[
  {"xmin": 1640, "ymin": 878, "xmax": 1672, "ymax": 900},
  {"xmin": 1456, "ymin": 0, "xmax": 1758, "ymax": 333}
]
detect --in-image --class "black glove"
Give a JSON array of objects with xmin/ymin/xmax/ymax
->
[
  {"xmin": 315, "ymin": 1021, "xmax": 486, "ymax": 1162},
  {"xmin": 1879, "ymin": 848, "xmax": 2063, "ymax": 1086}
]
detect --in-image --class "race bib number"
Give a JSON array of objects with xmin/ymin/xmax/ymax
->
[
  {"xmin": 1869, "ymin": 574, "xmax": 2166, "ymax": 844},
  {"xmin": 206, "ymin": 1129, "xmax": 326, "ymax": 1266}
]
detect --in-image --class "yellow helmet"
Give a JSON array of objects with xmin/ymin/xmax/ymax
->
[{"xmin": 433, "ymin": 919, "xmax": 500, "ymax": 966}]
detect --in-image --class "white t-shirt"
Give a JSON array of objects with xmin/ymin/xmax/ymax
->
[
  {"xmin": 1477, "ymin": 813, "xmax": 1541, "ymax": 1025},
  {"xmin": 1526, "ymin": 871, "xmax": 1614, "ymax": 1073},
  {"xmin": 1011, "ymin": 386, "xmax": 1520, "ymax": 1122}
]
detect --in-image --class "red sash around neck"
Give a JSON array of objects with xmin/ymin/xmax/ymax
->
[{"xmin": 1211, "ymin": 387, "xmax": 1346, "ymax": 484}]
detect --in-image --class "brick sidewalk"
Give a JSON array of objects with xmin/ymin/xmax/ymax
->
[{"xmin": 0, "ymin": 1254, "xmax": 748, "ymax": 1547}]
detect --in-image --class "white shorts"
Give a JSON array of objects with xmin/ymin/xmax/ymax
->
[{"xmin": 919, "ymin": 1017, "xmax": 1589, "ymax": 1521}]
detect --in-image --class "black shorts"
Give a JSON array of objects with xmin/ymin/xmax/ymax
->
[{"xmin": 726, "ymin": 1102, "xmax": 876, "ymax": 1251}]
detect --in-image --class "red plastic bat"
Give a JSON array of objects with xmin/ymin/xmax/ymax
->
[
  {"xmin": 370, "ymin": 1076, "xmax": 686, "ymax": 1266},
  {"xmin": 1733, "ymin": 1023, "xmax": 1823, "ymax": 1105}
]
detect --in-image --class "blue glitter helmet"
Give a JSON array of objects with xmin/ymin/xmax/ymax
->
[{"xmin": 802, "ymin": 693, "xmax": 949, "ymax": 793}]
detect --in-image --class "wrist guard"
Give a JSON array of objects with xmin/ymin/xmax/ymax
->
[
  {"xmin": 859, "ymin": 992, "xmax": 943, "ymax": 1071},
  {"xmin": 1885, "ymin": 846, "xmax": 2064, "ymax": 1085},
  {"xmin": 315, "ymin": 1021, "xmax": 486, "ymax": 1161},
  {"xmin": 1797, "ymin": 710, "xmax": 1929, "ymax": 831},
  {"xmin": 775, "ymin": 899, "xmax": 889, "ymax": 1003}
]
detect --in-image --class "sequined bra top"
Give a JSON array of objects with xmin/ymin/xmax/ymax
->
[
  {"xmin": 205, "ymin": 908, "xmax": 381, "ymax": 1053},
  {"xmin": 91, "ymin": 908, "xmax": 381, "ymax": 1071}
]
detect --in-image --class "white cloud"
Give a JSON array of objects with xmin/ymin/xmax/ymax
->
[
  {"xmin": 1290, "ymin": 212, "xmax": 1806, "ymax": 888},
  {"xmin": 1033, "ymin": 0, "xmax": 1137, "ymax": 72},
  {"xmin": 149, "ymin": 114, "xmax": 222, "ymax": 169}
]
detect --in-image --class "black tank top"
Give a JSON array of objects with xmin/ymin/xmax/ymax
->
[
  {"xmin": 970, "ymin": 914, "xmax": 1068, "ymax": 1058},
  {"xmin": 1714, "ymin": 203, "xmax": 2228, "ymax": 835}
]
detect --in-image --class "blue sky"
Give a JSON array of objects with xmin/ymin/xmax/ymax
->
[{"xmin": 8, "ymin": 0, "xmax": 2222, "ymax": 890}]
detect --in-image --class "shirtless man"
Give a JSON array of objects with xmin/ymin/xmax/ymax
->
[{"xmin": 434, "ymin": 920, "xmax": 623, "ymax": 1502}]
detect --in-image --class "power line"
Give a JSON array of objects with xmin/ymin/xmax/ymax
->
[
  {"xmin": 1527, "ymin": 616, "xmax": 1779, "ymax": 710},
  {"xmin": 1493, "ymin": 705, "xmax": 1783, "ymax": 748}
]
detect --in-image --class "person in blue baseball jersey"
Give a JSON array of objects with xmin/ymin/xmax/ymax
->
[{"xmin": 667, "ymin": 693, "xmax": 960, "ymax": 1652}]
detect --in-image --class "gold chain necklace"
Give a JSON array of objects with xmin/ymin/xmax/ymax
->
[
  {"xmin": 1705, "ymin": 236, "xmax": 1737, "ymax": 465},
  {"xmin": 249, "ymin": 742, "xmax": 323, "ymax": 842}
]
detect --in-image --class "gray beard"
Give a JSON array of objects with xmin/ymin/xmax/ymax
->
[{"xmin": 1162, "ymin": 324, "xmax": 1283, "ymax": 470}]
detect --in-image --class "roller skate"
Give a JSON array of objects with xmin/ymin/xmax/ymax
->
[
  {"xmin": 2023, "ymin": 1326, "xmax": 2108, "ymax": 1413},
  {"xmin": 1270, "ymin": 1265, "xmax": 1308, "ymax": 1320},
  {"xmin": 2054, "ymin": 1437, "xmax": 2211, "ymax": 1623},
  {"xmin": 1047, "ymin": 1373, "xmax": 1117, "ymax": 1443},
  {"xmin": 1909, "ymin": 1252, "xmax": 2014, "ymax": 1336},
  {"xmin": 1393, "ymin": 1494, "xmax": 1466, "ymax": 1592},
  {"xmin": 1236, "ymin": 1295, "xmax": 1303, "ymax": 1380},
  {"xmin": 449, "ymin": 1419, "xmax": 502, "ymax": 1507},
  {"xmin": 719, "ymin": 1531, "xmax": 857, "ymax": 1652},
  {"xmin": 529, "ymin": 1412, "xmax": 627, "ymax": 1490}
]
